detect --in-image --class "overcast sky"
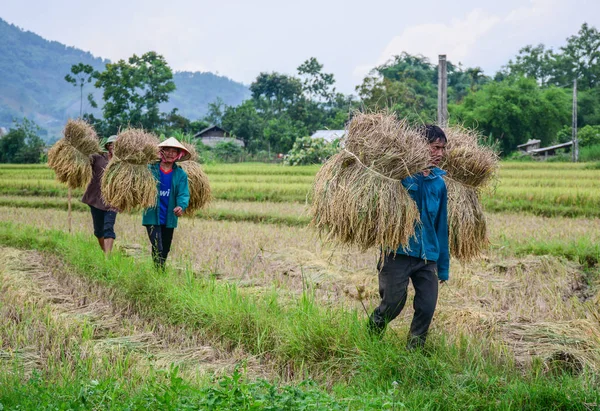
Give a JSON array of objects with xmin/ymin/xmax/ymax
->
[{"xmin": 1, "ymin": 0, "xmax": 599, "ymax": 94}]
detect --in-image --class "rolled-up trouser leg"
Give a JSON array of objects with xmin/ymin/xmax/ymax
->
[
  {"xmin": 368, "ymin": 253, "xmax": 412, "ymax": 336},
  {"xmin": 407, "ymin": 261, "xmax": 439, "ymax": 349}
]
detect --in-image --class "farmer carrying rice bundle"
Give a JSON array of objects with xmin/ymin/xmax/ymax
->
[
  {"xmin": 142, "ymin": 137, "xmax": 190, "ymax": 270},
  {"xmin": 81, "ymin": 135, "xmax": 119, "ymax": 254},
  {"xmin": 364, "ymin": 124, "xmax": 449, "ymax": 350},
  {"xmin": 312, "ymin": 113, "xmax": 449, "ymax": 349}
]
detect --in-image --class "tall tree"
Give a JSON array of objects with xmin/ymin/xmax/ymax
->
[
  {"xmin": 94, "ymin": 51, "xmax": 175, "ymax": 134},
  {"xmin": 297, "ymin": 57, "xmax": 335, "ymax": 102},
  {"xmin": 204, "ymin": 97, "xmax": 226, "ymax": 126},
  {"xmin": 559, "ymin": 23, "xmax": 600, "ymax": 89},
  {"xmin": 221, "ymin": 100, "xmax": 265, "ymax": 151},
  {"xmin": 506, "ymin": 44, "xmax": 556, "ymax": 86},
  {"xmin": 250, "ymin": 72, "xmax": 303, "ymax": 115},
  {"xmin": 64, "ymin": 63, "xmax": 97, "ymax": 117}
]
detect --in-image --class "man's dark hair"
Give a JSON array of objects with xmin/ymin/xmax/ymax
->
[{"xmin": 421, "ymin": 124, "xmax": 447, "ymax": 143}]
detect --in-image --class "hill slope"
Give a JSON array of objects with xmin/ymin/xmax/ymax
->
[{"xmin": 0, "ymin": 18, "xmax": 249, "ymax": 139}]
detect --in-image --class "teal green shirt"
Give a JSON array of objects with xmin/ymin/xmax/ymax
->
[{"xmin": 142, "ymin": 162, "xmax": 189, "ymax": 228}]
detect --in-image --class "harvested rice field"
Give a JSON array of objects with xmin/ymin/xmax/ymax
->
[{"xmin": 1, "ymin": 161, "xmax": 600, "ymax": 409}]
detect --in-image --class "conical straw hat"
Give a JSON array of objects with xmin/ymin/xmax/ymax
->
[{"xmin": 158, "ymin": 137, "xmax": 191, "ymax": 161}]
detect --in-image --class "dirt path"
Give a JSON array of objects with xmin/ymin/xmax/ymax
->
[{"xmin": 0, "ymin": 246, "xmax": 271, "ymax": 381}]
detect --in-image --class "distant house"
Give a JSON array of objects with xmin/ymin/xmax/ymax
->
[
  {"xmin": 310, "ymin": 130, "xmax": 345, "ymax": 143},
  {"xmin": 193, "ymin": 125, "xmax": 245, "ymax": 148},
  {"xmin": 517, "ymin": 139, "xmax": 541, "ymax": 152},
  {"xmin": 530, "ymin": 141, "xmax": 573, "ymax": 159}
]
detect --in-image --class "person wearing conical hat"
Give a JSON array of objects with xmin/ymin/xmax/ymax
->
[
  {"xmin": 82, "ymin": 135, "xmax": 118, "ymax": 254},
  {"xmin": 142, "ymin": 137, "xmax": 190, "ymax": 269}
]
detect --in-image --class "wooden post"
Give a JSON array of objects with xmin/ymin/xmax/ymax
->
[
  {"xmin": 68, "ymin": 187, "xmax": 72, "ymax": 233},
  {"xmin": 572, "ymin": 79, "xmax": 578, "ymax": 162},
  {"xmin": 437, "ymin": 55, "xmax": 448, "ymax": 127}
]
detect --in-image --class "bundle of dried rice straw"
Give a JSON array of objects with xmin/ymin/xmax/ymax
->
[
  {"xmin": 47, "ymin": 119, "xmax": 100, "ymax": 189},
  {"xmin": 311, "ymin": 112, "xmax": 430, "ymax": 252},
  {"xmin": 179, "ymin": 142, "xmax": 211, "ymax": 216},
  {"xmin": 441, "ymin": 126, "xmax": 499, "ymax": 261},
  {"xmin": 63, "ymin": 119, "xmax": 100, "ymax": 155},
  {"xmin": 101, "ymin": 129, "xmax": 159, "ymax": 211}
]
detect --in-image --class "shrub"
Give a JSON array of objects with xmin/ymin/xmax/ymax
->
[
  {"xmin": 284, "ymin": 136, "xmax": 339, "ymax": 166},
  {"xmin": 213, "ymin": 141, "xmax": 244, "ymax": 163},
  {"xmin": 579, "ymin": 144, "xmax": 600, "ymax": 162}
]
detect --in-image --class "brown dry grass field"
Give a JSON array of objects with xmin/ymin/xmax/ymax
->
[{"xmin": 2, "ymin": 203, "xmax": 599, "ymax": 372}]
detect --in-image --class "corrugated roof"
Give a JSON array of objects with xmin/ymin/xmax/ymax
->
[
  {"xmin": 310, "ymin": 130, "xmax": 345, "ymax": 142},
  {"xmin": 516, "ymin": 139, "xmax": 541, "ymax": 148},
  {"xmin": 530, "ymin": 141, "xmax": 573, "ymax": 153},
  {"xmin": 193, "ymin": 125, "xmax": 228, "ymax": 138}
]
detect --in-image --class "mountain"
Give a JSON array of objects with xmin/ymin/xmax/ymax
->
[{"xmin": 0, "ymin": 18, "xmax": 250, "ymax": 140}]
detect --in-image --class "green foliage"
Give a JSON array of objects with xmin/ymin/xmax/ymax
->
[
  {"xmin": 215, "ymin": 59, "xmax": 353, "ymax": 155},
  {"xmin": 213, "ymin": 141, "xmax": 244, "ymax": 163},
  {"xmin": 297, "ymin": 57, "xmax": 336, "ymax": 101},
  {"xmin": 0, "ymin": 367, "xmax": 345, "ymax": 410},
  {"xmin": 204, "ymin": 97, "xmax": 226, "ymax": 126},
  {"xmin": 158, "ymin": 108, "xmax": 209, "ymax": 136},
  {"xmin": 263, "ymin": 116, "xmax": 307, "ymax": 154},
  {"xmin": 222, "ymin": 100, "xmax": 265, "ymax": 151},
  {"xmin": 577, "ymin": 125, "xmax": 600, "ymax": 147},
  {"xmin": 251, "ymin": 72, "xmax": 304, "ymax": 115},
  {"xmin": 95, "ymin": 51, "xmax": 176, "ymax": 135},
  {"xmin": 506, "ymin": 23, "xmax": 600, "ymax": 89},
  {"xmin": 356, "ymin": 53, "xmax": 485, "ymax": 123},
  {"xmin": 0, "ymin": 118, "xmax": 45, "ymax": 163},
  {"xmin": 557, "ymin": 125, "xmax": 600, "ymax": 147},
  {"xmin": 163, "ymin": 71, "xmax": 250, "ymax": 120},
  {"xmin": 284, "ymin": 136, "xmax": 339, "ymax": 166},
  {"xmin": 579, "ymin": 144, "xmax": 600, "ymax": 162},
  {"xmin": 450, "ymin": 77, "xmax": 570, "ymax": 154}
]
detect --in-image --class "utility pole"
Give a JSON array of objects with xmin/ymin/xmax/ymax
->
[
  {"xmin": 572, "ymin": 78, "xmax": 578, "ymax": 162},
  {"xmin": 437, "ymin": 55, "xmax": 448, "ymax": 127}
]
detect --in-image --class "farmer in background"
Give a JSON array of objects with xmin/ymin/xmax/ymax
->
[
  {"xmin": 368, "ymin": 125, "xmax": 449, "ymax": 350},
  {"xmin": 142, "ymin": 137, "xmax": 190, "ymax": 270},
  {"xmin": 81, "ymin": 135, "xmax": 118, "ymax": 254}
]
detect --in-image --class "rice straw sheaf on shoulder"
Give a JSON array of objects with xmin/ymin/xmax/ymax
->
[
  {"xmin": 179, "ymin": 142, "xmax": 211, "ymax": 216},
  {"xmin": 441, "ymin": 126, "xmax": 499, "ymax": 261},
  {"xmin": 311, "ymin": 111, "xmax": 430, "ymax": 253},
  {"xmin": 63, "ymin": 119, "xmax": 100, "ymax": 156},
  {"xmin": 101, "ymin": 129, "xmax": 159, "ymax": 212},
  {"xmin": 47, "ymin": 119, "xmax": 100, "ymax": 189},
  {"xmin": 47, "ymin": 138, "xmax": 93, "ymax": 189}
]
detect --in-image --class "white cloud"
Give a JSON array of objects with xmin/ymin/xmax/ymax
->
[
  {"xmin": 375, "ymin": 9, "xmax": 501, "ymax": 66},
  {"xmin": 506, "ymin": 0, "xmax": 558, "ymax": 22},
  {"xmin": 353, "ymin": 0, "xmax": 571, "ymax": 82}
]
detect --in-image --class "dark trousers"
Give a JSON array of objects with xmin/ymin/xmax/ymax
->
[
  {"xmin": 368, "ymin": 253, "xmax": 439, "ymax": 348},
  {"xmin": 89, "ymin": 205, "xmax": 117, "ymax": 239},
  {"xmin": 145, "ymin": 225, "xmax": 175, "ymax": 269}
]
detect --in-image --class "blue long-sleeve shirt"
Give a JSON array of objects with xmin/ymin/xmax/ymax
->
[{"xmin": 396, "ymin": 167, "xmax": 450, "ymax": 281}]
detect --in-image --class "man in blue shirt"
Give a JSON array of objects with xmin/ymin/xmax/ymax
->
[{"xmin": 368, "ymin": 125, "xmax": 449, "ymax": 350}]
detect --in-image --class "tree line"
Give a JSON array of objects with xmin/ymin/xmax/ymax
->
[{"xmin": 2, "ymin": 22, "xmax": 599, "ymax": 163}]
